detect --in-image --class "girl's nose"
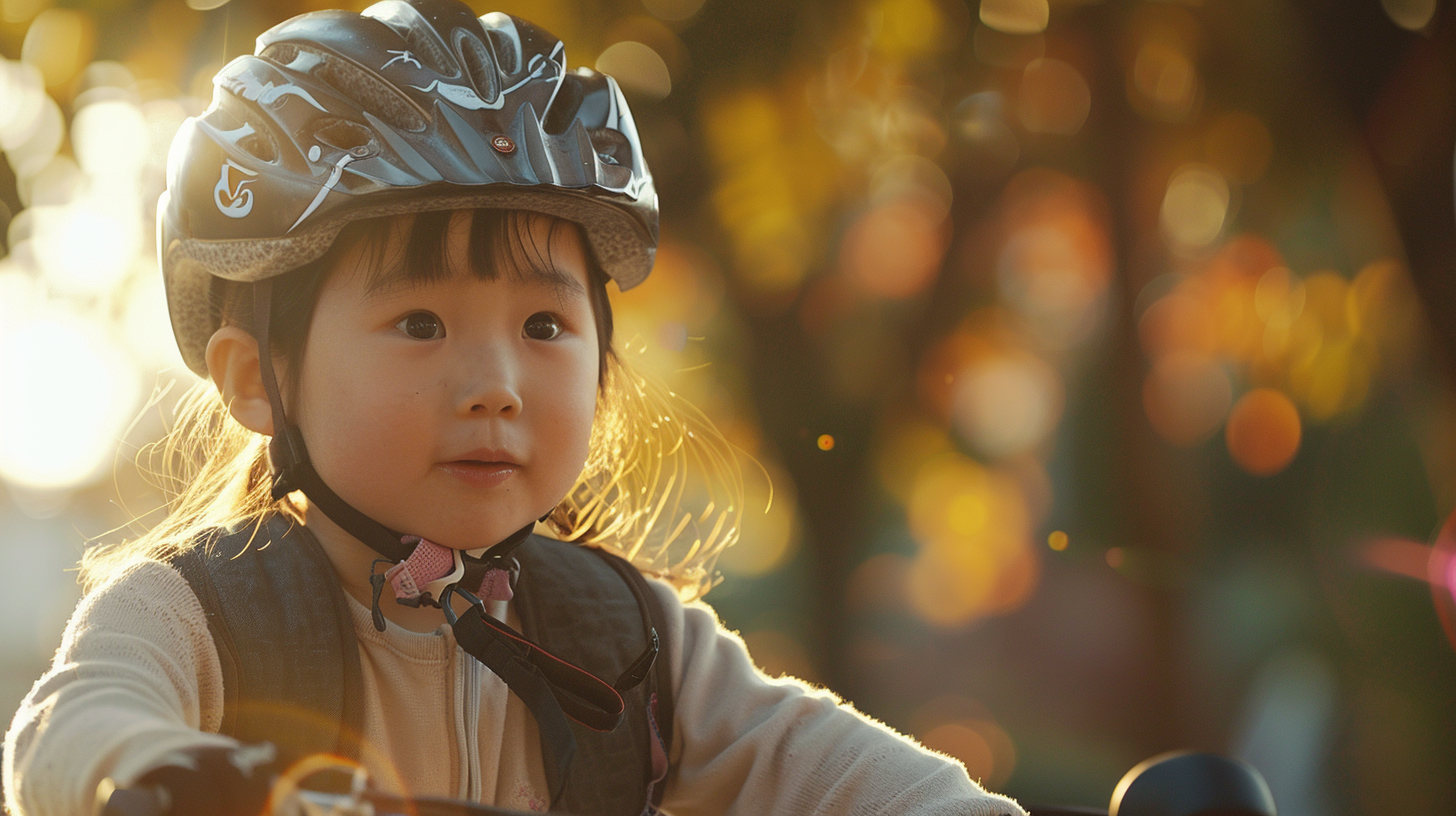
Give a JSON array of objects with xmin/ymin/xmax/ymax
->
[
  {"xmin": 457, "ymin": 355, "xmax": 523, "ymax": 417},
  {"xmin": 462, "ymin": 382, "xmax": 523, "ymax": 417}
]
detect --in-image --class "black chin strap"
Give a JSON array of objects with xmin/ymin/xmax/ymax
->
[
  {"xmin": 249, "ymin": 280, "xmax": 641, "ymax": 807},
  {"xmin": 253, "ymin": 280, "xmax": 417, "ymax": 561}
]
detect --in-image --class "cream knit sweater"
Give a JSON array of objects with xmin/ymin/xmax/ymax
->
[{"xmin": 3, "ymin": 557, "xmax": 1027, "ymax": 816}]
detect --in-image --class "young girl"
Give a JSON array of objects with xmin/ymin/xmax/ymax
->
[{"xmin": 3, "ymin": 2, "xmax": 1028, "ymax": 814}]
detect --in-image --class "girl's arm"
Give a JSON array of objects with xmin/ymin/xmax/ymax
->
[
  {"xmin": 651, "ymin": 580, "xmax": 1028, "ymax": 816},
  {"xmin": 3, "ymin": 559, "xmax": 237, "ymax": 816}
]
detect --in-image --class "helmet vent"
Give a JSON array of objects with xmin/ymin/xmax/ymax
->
[
  {"xmin": 543, "ymin": 75, "xmax": 583, "ymax": 135},
  {"xmin": 589, "ymin": 127, "xmax": 631, "ymax": 167},
  {"xmin": 314, "ymin": 119, "xmax": 375, "ymax": 154},
  {"xmin": 485, "ymin": 28, "xmax": 521, "ymax": 76},
  {"xmin": 457, "ymin": 32, "xmax": 499, "ymax": 106},
  {"xmin": 264, "ymin": 43, "xmax": 300, "ymax": 67},
  {"xmin": 296, "ymin": 45, "xmax": 427, "ymax": 132},
  {"xmin": 237, "ymin": 128, "xmax": 277, "ymax": 163},
  {"xmin": 400, "ymin": 25, "xmax": 453, "ymax": 76}
]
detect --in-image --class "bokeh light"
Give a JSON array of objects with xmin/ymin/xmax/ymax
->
[
  {"xmin": 706, "ymin": 87, "xmax": 835, "ymax": 303},
  {"xmin": 1018, "ymin": 58, "xmax": 1091, "ymax": 136},
  {"xmin": 979, "ymin": 0, "xmax": 1049, "ymax": 36},
  {"xmin": 904, "ymin": 451, "xmax": 1039, "ymax": 627},
  {"xmin": 0, "ymin": 305, "xmax": 141, "ymax": 491},
  {"xmin": 839, "ymin": 195, "xmax": 948, "ymax": 298},
  {"xmin": 1130, "ymin": 36, "xmax": 1200, "ymax": 122},
  {"xmin": 1225, "ymin": 388, "xmax": 1302, "ymax": 476},
  {"xmin": 19, "ymin": 9, "xmax": 93, "ymax": 89},
  {"xmin": 32, "ymin": 202, "xmax": 142, "ymax": 295},
  {"xmin": 716, "ymin": 458, "xmax": 797, "ymax": 578},
  {"xmin": 911, "ymin": 696, "xmax": 1017, "ymax": 789},
  {"xmin": 1381, "ymin": 0, "xmax": 1438, "ymax": 31},
  {"xmin": 951, "ymin": 92, "xmax": 1020, "ymax": 177},
  {"xmin": 950, "ymin": 350, "xmax": 1063, "ymax": 460},
  {"xmin": 595, "ymin": 41, "xmax": 671, "ymax": 100},
  {"xmin": 1143, "ymin": 351, "xmax": 1233, "ymax": 447},
  {"xmin": 996, "ymin": 169, "xmax": 1113, "ymax": 349},
  {"xmin": 1161, "ymin": 164, "xmax": 1230, "ymax": 253}
]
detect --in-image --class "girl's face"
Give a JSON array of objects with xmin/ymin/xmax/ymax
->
[{"xmin": 290, "ymin": 211, "xmax": 599, "ymax": 550}]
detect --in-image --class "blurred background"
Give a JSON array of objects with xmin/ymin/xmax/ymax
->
[{"xmin": 2, "ymin": 0, "xmax": 1456, "ymax": 812}]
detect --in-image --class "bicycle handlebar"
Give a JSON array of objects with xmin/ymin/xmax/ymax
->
[
  {"xmin": 100, "ymin": 785, "xmax": 542, "ymax": 816},
  {"xmin": 100, "ymin": 749, "xmax": 1275, "ymax": 816}
]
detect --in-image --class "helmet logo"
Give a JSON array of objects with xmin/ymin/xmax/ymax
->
[
  {"xmin": 408, "ymin": 44, "xmax": 562, "ymax": 112},
  {"xmin": 409, "ymin": 79, "xmax": 501, "ymax": 111},
  {"xmin": 228, "ymin": 71, "xmax": 328, "ymax": 113},
  {"xmin": 491, "ymin": 135, "xmax": 516, "ymax": 154},
  {"xmin": 214, "ymin": 160, "xmax": 259, "ymax": 218},
  {"xmin": 288, "ymin": 153, "xmax": 358, "ymax": 233},
  {"xmin": 382, "ymin": 50, "xmax": 422, "ymax": 70}
]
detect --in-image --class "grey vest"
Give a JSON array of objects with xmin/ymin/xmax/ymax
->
[{"xmin": 171, "ymin": 514, "xmax": 673, "ymax": 815}]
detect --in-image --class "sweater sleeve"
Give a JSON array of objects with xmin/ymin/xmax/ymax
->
[
  {"xmin": 3, "ymin": 559, "xmax": 237, "ymax": 816},
  {"xmin": 652, "ymin": 580, "xmax": 1027, "ymax": 816}
]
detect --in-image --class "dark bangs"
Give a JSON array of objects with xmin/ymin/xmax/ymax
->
[{"xmin": 259, "ymin": 209, "xmax": 616, "ymax": 385}]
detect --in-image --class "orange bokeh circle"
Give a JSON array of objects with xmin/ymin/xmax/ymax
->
[{"xmin": 1225, "ymin": 387, "xmax": 1302, "ymax": 475}]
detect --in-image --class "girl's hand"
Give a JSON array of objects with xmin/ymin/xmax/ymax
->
[{"xmin": 110, "ymin": 744, "xmax": 278, "ymax": 816}]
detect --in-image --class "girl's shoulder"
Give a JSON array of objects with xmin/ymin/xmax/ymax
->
[{"xmin": 68, "ymin": 556, "xmax": 211, "ymax": 647}]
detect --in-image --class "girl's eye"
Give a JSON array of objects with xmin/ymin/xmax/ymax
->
[
  {"xmin": 396, "ymin": 312, "xmax": 444, "ymax": 340},
  {"xmin": 523, "ymin": 312, "xmax": 564, "ymax": 341}
]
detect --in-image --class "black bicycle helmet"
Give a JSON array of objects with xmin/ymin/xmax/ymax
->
[{"xmin": 159, "ymin": 0, "xmax": 657, "ymax": 375}]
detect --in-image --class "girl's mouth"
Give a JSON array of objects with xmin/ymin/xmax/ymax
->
[{"xmin": 437, "ymin": 460, "xmax": 518, "ymax": 488}]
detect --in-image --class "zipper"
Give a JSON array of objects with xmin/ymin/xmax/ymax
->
[{"xmin": 464, "ymin": 644, "xmax": 482, "ymax": 801}]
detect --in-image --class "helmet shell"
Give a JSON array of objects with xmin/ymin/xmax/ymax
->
[{"xmin": 159, "ymin": 0, "xmax": 657, "ymax": 375}]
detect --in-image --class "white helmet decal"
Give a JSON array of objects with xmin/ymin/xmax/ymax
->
[{"xmin": 214, "ymin": 160, "xmax": 259, "ymax": 218}]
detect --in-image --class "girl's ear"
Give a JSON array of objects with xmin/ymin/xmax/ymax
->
[{"xmin": 206, "ymin": 326, "xmax": 275, "ymax": 436}]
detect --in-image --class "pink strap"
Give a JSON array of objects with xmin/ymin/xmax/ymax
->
[
  {"xmin": 385, "ymin": 536, "xmax": 514, "ymax": 602},
  {"xmin": 384, "ymin": 536, "xmax": 453, "ymax": 600},
  {"xmin": 478, "ymin": 566, "xmax": 514, "ymax": 602}
]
